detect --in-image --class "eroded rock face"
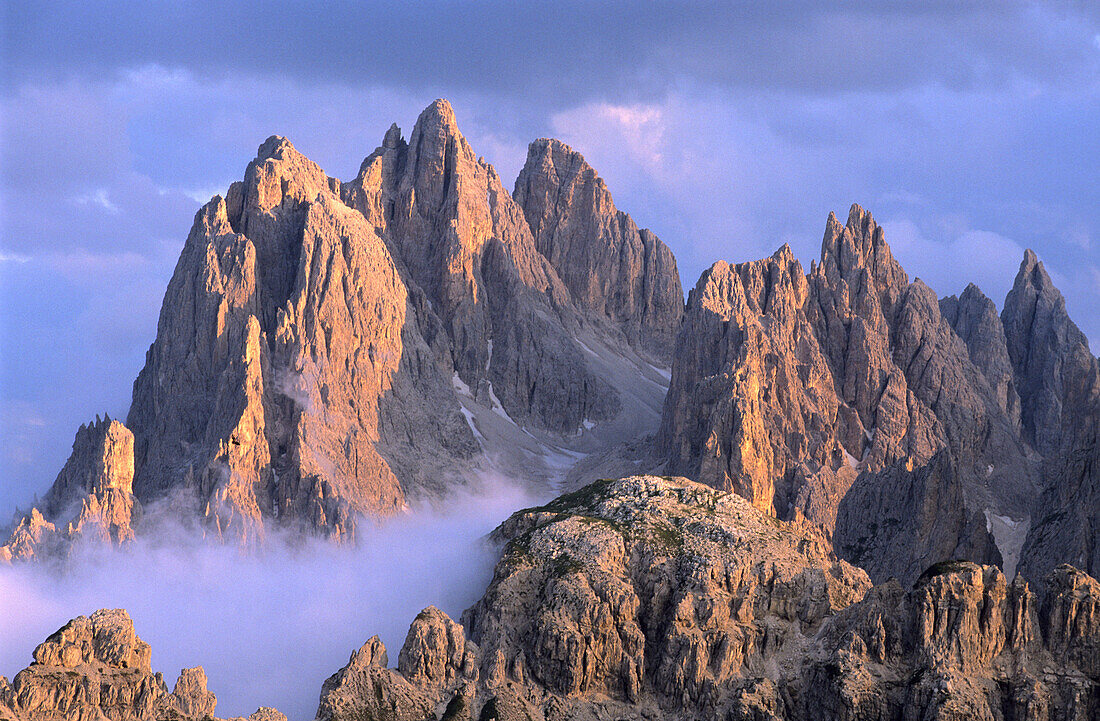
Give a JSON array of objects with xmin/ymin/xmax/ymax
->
[
  {"xmin": 941, "ymin": 283, "xmax": 1021, "ymax": 429},
  {"xmin": 1007, "ymin": 251, "xmax": 1100, "ymax": 584},
  {"xmin": 320, "ymin": 476, "xmax": 872, "ymax": 720},
  {"xmin": 45, "ymin": 98, "xmax": 679, "ymax": 546},
  {"xmin": 791, "ymin": 562, "xmax": 1099, "ymax": 721},
  {"xmin": 317, "ymin": 476, "xmax": 1100, "ymax": 720},
  {"xmin": 315, "ymin": 636, "xmax": 434, "ymax": 721},
  {"xmin": 1, "ymin": 418, "xmax": 140, "ymax": 561},
  {"xmin": 514, "ymin": 138, "xmax": 683, "ymax": 359},
  {"xmin": 659, "ymin": 205, "xmax": 1028, "ymax": 582},
  {"xmin": 0, "ymin": 608, "xmax": 280, "ymax": 721},
  {"xmin": 464, "ymin": 475, "xmax": 870, "ymax": 706}
]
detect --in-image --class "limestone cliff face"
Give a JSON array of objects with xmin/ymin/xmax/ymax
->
[
  {"xmin": 941, "ymin": 283, "xmax": 1021, "ymax": 429},
  {"xmin": 1, "ymin": 418, "xmax": 139, "ymax": 562},
  {"xmin": 125, "ymin": 141, "xmax": 428, "ymax": 540},
  {"xmin": 658, "ymin": 205, "xmax": 1027, "ymax": 582},
  {"xmin": 658, "ymin": 246, "xmax": 856, "ymax": 528},
  {"xmin": 513, "ymin": 138, "xmax": 683, "ymax": 359},
  {"xmin": 314, "ymin": 476, "xmax": 1100, "ymax": 721},
  {"xmin": 792, "ymin": 562, "xmax": 1099, "ymax": 721},
  {"xmin": 341, "ymin": 101, "xmax": 623, "ymax": 438},
  {"xmin": 11, "ymin": 98, "xmax": 676, "ymax": 546},
  {"xmin": 0, "ymin": 608, "xmax": 283, "ymax": 721},
  {"xmin": 1007, "ymin": 251, "xmax": 1100, "ymax": 583}
]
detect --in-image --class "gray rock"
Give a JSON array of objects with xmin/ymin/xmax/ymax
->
[{"xmin": 514, "ymin": 138, "xmax": 683, "ymax": 360}]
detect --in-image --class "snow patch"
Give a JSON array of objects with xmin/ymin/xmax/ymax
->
[
  {"xmin": 983, "ymin": 509, "xmax": 1030, "ymax": 580},
  {"xmin": 576, "ymin": 338, "xmax": 599, "ymax": 357},
  {"xmin": 451, "ymin": 372, "xmax": 472, "ymax": 397},
  {"xmin": 649, "ymin": 364, "xmax": 672, "ymax": 381},
  {"xmin": 459, "ymin": 406, "xmax": 485, "ymax": 447}
]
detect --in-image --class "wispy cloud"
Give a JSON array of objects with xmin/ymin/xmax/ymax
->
[
  {"xmin": 73, "ymin": 188, "xmax": 120, "ymax": 214},
  {"xmin": 0, "ymin": 476, "xmax": 541, "ymax": 721}
]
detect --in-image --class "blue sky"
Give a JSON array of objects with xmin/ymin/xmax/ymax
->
[{"xmin": 2, "ymin": 1, "xmax": 1099, "ymax": 512}]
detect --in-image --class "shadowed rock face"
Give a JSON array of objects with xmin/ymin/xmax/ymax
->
[
  {"xmin": 314, "ymin": 476, "xmax": 1100, "ymax": 721},
  {"xmin": 659, "ymin": 205, "xmax": 1030, "ymax": 583},
  {"xmin": 941, "ymin": 283, "xmax": 1022, "ymax": 430},
  {"xmin": 514, "ymin": 138, "xmax": 683, "ymax": 360},
  {"xmin": 0, "ymin": 608, "xmax": 284, "ymax": 721},
  {"xmin": 1006, "ymin": 251, "xmax": 1100, "ymax": 584}
]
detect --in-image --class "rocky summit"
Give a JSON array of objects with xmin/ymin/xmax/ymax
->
[{"xmin": 3, "ymin": 97, "xmax": 1100, "ymax": 720}]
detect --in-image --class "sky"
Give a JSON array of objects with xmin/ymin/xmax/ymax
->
[{"xmin": 2, "ymin": 1, "xmax": 1099, "ymax": 511}]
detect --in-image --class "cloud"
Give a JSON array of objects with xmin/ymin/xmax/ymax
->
[
  {"xmin": 73, "ymin": 188, "xmax": 120, "ymax": 214},
  {"xmin": 0, "ymin": 476, "xmax": 543, "ymax": 721},
  {"xmin": 881, "ymin": 219, "xmax": 1029, "ymax": 303},
  {"xmin": 5, "ymin": 2, "xmax": 1099, "ymax": 106}
]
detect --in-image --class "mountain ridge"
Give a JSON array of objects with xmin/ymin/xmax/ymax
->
[{"xmin": 3, "ymin": 99, "xmax": 1098, "ymax": 594}]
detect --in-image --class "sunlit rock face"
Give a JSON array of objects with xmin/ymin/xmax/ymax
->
[
  {"xmin": 658, "ymin": 205, "xmax": 1033, "ymax": 582},
  {"xmin": 0, "ymin": 608, "xmax": 283, "ymax": 721},
  {"xmin": 315, "ymin": 476, "xmax": 1100, "ymax": 721},
  {"xmin": 514, "ymin": 137, "xmax": 683, "ymax": 360},
  {"xmin": 4, "ymin": 99, "xmax": 681, "ymax": 550},
  {"xmin": 1, "ymin": 417, "xmax": 140, "ymax": 562}
]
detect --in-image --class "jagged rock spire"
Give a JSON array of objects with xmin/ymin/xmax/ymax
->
[{"xmin": 514, "ymin": 137, "xmax": 683, "ymax": 359}]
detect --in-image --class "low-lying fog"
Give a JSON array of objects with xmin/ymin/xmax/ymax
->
[{"xmin": 0, "ymin": 477, "xmax": 543, "ymax": 721}]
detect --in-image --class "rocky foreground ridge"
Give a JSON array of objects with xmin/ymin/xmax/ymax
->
[
  {"xmin": 0, "ymin": 608, "xmax": 282, "ymax": 721},
  {"xmin": 5, "ymin": 477, "xmax": 1098, "ymax": 720}
]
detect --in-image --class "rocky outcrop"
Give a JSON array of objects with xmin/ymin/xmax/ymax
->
[
  {"xmin": 781, "ymin": 561, "xmax": 1100, "ymax": 721},
  {"xmin": 659, "ymin": 205, "xmax": 1027, "ymax": 582},
  {"xmin": 514, "ymin": 138, "xmax": 683, "ymax": 359},
  {"xmin": 464, "ymin": 475, "xmax": 870, "ymax": 706},
  {"xmin": 315, "ymin": 635, "xmax": 435, "ymax": 721},
  {"xmin": 319, "ymin": 475, "xmax": 872, "ymax": 720},
  {"xmin": 2, "ymin": 417, "xmax": 140, "ymax": 561},
  {"xmin": 0, "ymin": 608, "xmax": 281, "ymax": 721},
  {"xmin": 316, "ymin": 476, "xmax": 1100, "ymax": 720}
]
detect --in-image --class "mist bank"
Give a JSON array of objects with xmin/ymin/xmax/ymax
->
[{"xmin": 0, "ymin": 476, "xmax": 542, "ymax": 721}]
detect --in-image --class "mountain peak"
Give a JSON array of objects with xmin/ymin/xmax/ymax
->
[
  {"xmin": 846, "ymin": 202, "xmax": 873, "ymax": 232},
  {"xmin": 256, "ymin": 134, "xmax": 296, "ymax": 161},
  {"xmin": 818, "ymin": 203, "xmax": 906, "ymax": 296},
  {"xmin": 1015, "ymin": 248, "xmax": 1055, "ymax": 293},
  {"xmin": 413, "ymin": 98, "xmax": 461, "ymax": 138}
]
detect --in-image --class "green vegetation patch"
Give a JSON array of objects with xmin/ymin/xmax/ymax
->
[{"xmin": 527, "ymin": 478, "xmax": 618, "ymax": 514}]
